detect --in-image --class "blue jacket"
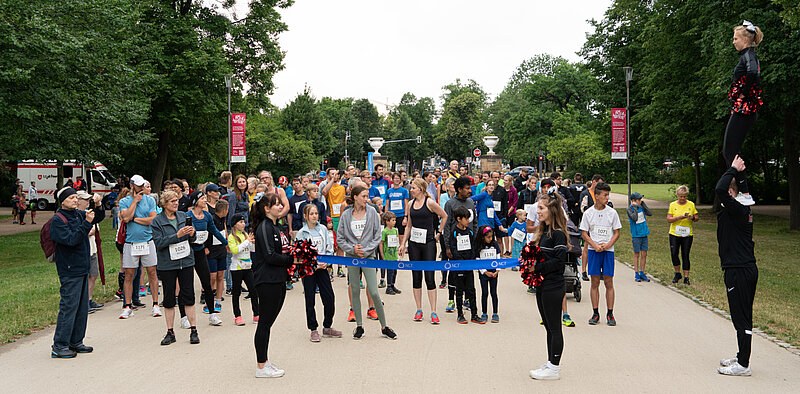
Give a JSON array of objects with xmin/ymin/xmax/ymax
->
[
  {"xmin": 627, "ymin": 202, "xmax": 652, "ymax": 238},
  {"xmin": 471, "ymin": 192, "xmax": 503, "ymax": 229},
  {"xmin": 51, "ymin": 207, "xmax": 105, "ymax": 277},
  {"xmin": 188, "ymin": 210, "xmax": 227, "ymax": 252}
]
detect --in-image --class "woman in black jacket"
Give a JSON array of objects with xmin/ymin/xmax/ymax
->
[
  {"xmin": 250, "ymin": 192, "xmax": 293, "ymax": 378},
  {"xmin": 528, "ymin": 190, "xmax": 569, "ymax": 381}
]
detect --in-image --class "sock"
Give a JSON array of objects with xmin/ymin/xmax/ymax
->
[
  {"xmin": 547, "ymin": 361, "xmax": 561, "ymax": 370},
  {"xmin": 593, "ymin": 308, "xmax": 599, "ymax": 315},
  {"xmin": 153, "ymin": 302, "xmax": 159, "ymax": 306},
  {"xmin": 190, "ymin": 326, "xmax": 197, "ymax": 331},
  {"xmin": 607, "ymin": 309, "xmax": 613, "ymax": 316},
  {"xmin": 124, "ymin": 303, "xmax": 132, "ymax": 309},
  {"xmin": 167, "ymin": 328, "xmax": 174, "ymax": 335}
]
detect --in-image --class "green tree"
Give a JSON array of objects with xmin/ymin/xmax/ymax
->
[
  {"xmin": 281, "ymin": 88, "xmax": 335, "ymax": 158},
  {"xmin": 247, "ymin": 111, "xmax": 318, "ymax": 176},
  {"xmin": 435, "ymin": 92, "xmax": 485, "ymax": 161}
]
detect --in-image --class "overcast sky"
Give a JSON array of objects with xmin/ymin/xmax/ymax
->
[{"xmin": 261, "ymin": 0, "xmax": 613, "ymax": 111}]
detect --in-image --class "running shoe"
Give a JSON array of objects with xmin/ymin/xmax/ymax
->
[
  {"xmin": 672, "ymin": 272, "xmax": 682, "ymax": 284},
  {"xmin": 471, "ymin": 315, "xmax": 482, "ymax": 324},
  {"xmin": 337, "ymin": 268, "xmax": 346, "ymax": 278},
  {"xmin": 463, "ymin": 299, "xmax": 470, "ymax": 309},
  {"xmin": 718, "ymin": 362, "xmax": 751, "ymax": 376},
  {"xmin": 353, "ymin": 326, "xmax": 365, "ymax": 340},
  {"xmin": 529, "ymin": 363, "xmax": 561, "ymax": 380},
  {"xmin": 581, "ymin": 272, "xmax": 589, "ymax": 281},
  {"xmin": 209, "ymin": 314, "xmax": 223, "ymax": 326},
  {"xmin": 286, "ymin": 281, "xmax": 294, "ymax": 290},
  {"xmin": 480, "ymin": 313, "xmax": 488, "ymax": 324},
  {"xmin": 445, "ymin": 300, "xmax": 455, "ymax": 313},
  {"xmin": 367, "ymin": 307, "xmax": 378, "ymax": 320},
  {"xmin": 203, "ymin": 306, "xmax": 211, "ymax": 314},
  {"xmin": 684, "ymin": 277, "xmax": 691, "ymax": 286},
  {"xmin": 491, "ymin": 313, "xmax": 500, "ymax": 323},
  {"xmin": 381, "ymin": 326, "xmax": 397, "ymax": 340},
  {"xmin": 379, "ymin": 279, "xmax": 386, "ymax": 288},
  {"xmin": 253, "ymin": 316, "xmax": 260, "ymax": 324},
  {"xmin": 392, "ymin": 286, "xmax": 403, "ymax": 294},
  {"xmin": 359, "ymin": 280, "xmax": 365, "ymax": 289},
  {"xmin": 720, "ymin": 357, "xmax": 738, "ymax": 367},
  {"xmin": 527, "ymin": 286, "xmax": 536, "ymax": 294},
  {"xmin": 132, "ymin": 300, "xmax": 146, "ymax": 309},
  {"xmin": 735, "ymin": 193, "xmax": 755, "ymax": 206},
  {"xmin": 234, "ymin": 316, "xmax": 245, "ymax": 326},
  {"xmin": 323, "ymin": 327, "xmax": 343, "ymax": 338},
  {"xmin": 139, "ymin": 286, "xmax": 146, "ymax": 297},
  {"xmin": 119, "ymin": 307, "xmax": 134, "ymax": 319},
  {"xmin": 511, "ymin": 266, "xmax": 519, "ymax": 271},
  {"xmin": 225, "ymin": 289, "xmax": 232, "ymax": 296},
  {"xmin": 347, "ymin": 309, "xmax": 356, "ymax": 322},
  {"xmin": 431, "ymin": 312, "xmax": 440, "ymax": 325},
  {"xmin": 180, "ymin": 316, "xmax": 190, "ymax": 329},
  {"xmin": 607, "ymin": 314, "xmax": 617, "ymax": 326},
  {"xmin": 255, "ymin": 364, "xmax": 285, "ymax": 378},
  {"xmin": 457, "ymin": 315, "xmax": 468, "ymax": 324},
  {"xmin": 588, "ymin": 313, "xmax": 600, "ymax": 325},
  {"xmin": 635, "ymin": 272, "xmax": 642, "ymax": 282},
  {"xmin": 439, "ymin": 281, "xmax": 447, "ymax": 289},
  {"xmin": 310, "ymin": 330, "xmax": 321, "ymax": 343},
  {"xmin": 50, "ymin": 348, "xmax": 77, "ymax": 359},
  {"xmin": 641, "ymin": 272, "xmax": 651, "ymax": 282},
  {"xmin": 160, "ymin": 331, "xmax": 176, "ymax": 346},
  {"xmin": 413, "ymin": 310, "xmax": 423, "ymax": 322},
  {"xmin": 152, "ymin": 305, "xmax": 162, "ymax": 317},
  {"xmin": 385, "ymin": 287, "xmax": 397, "ymax": 295},
  {"xmin": 114, "ymin": 290, "xmax": 124, "ymax": 301},
  {"xmin": 189, "ymin": 330, "xmax": 200, "ymax": 344},
  {"xmin": 89, "ymin": 300, "xmax": 104, "ymax": 310},
  {"xmin": 562, "ymin": 314, "xmax": 576, "ymax": 327},
  {"xmin": 214, "ymin": 302, "xmax": 222, "ymax": 312}
]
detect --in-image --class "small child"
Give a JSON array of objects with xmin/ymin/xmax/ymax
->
[
  {"xmin": 227, "ymin": 213, "xmax": 259, "ymax": 326},
  {"xmin": 380, "ymin": 211, "xmax": 402, "ymax": 295},
  {"xmin": 373, "ymin": 197, "xmax": 388, "ymax": 288},
  {"xmin": 476, "ymin": 225, "xmax": 502, "ymax": 324},
  {"xmin": 627, "ymin": 192, "xmax": 651, "ymax": 282},
  {"xmin": 508, "ymin": 209, "xmax": 528, "ymax": 260},
  {"xmin": 447, "ymin": 207, "xmax": 479, "ymax": 324}
]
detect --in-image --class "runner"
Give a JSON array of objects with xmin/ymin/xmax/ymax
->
[
  {"xmin": 471, "ymin": 179, "xmax": 507, "ymax": 236},
  {"xmin": 187, "ymin": 191, "xmax": 228, "ymax": 326},
  {"xmin": 227, "ymin": 213, "xmax": 259, "ymax": 326},
  {"xmin": 386, "ymin": 172, "xmax": 409, "ymax": 236},
  {"xmin": 399, "ymin": 178, "xmax": 448, "ymax": 324},
  {"xmin": 227, "ymin": 175, "xmax": 251, "ymax": 227},
  {"xmin": 288, "ymin": 177, "xmax": 308, "ymax": 239},
  {"xmin": 490, "ymin": 172, "xmax": 509, "ymax": 256},
  {"xmin": 475, "ymin": 226, "xmax": 501, "ymax": 323},
  {"xmin": 667, "ymin": 185, "xmax": 699, "ymax": 285},
  {"xmin": 372, "ymin": 164, "xmax": 391, "ymax": 203}
]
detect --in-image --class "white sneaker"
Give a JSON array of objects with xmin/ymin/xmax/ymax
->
[
  {"xmin": 530, "ymin": 362, "xmax": 561, "ymax": 380},
  {"xmin": 255, "ymin": 363, "xmax": 285, "ymax": 378},
  {"xmin": 209, "ymin": 314, "xmax": 223, "ymax": 326},
  {"xmin": 735, "ymin": 193, "xmax": 755, "ymax": 206},
  {"xmin": 720, "ymin": 356, "xmax": 738, "ymax": 367},
  {"xmin": 119, "ymin": 308, "xmax": 134, "ymax": 319},
  {"xmin": 152, "ymin": 305, "xmax": 162, "ymax": 317},
  {"xmin": 718, "ymin": 361, "xmax": 751, "ymax": 376},
  {"xmin": 180, "ymin": 316, "xmax": 191, "ymax": 329}
]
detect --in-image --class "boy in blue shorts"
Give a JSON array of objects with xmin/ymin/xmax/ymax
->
[
  {"xmin": 579, "ymin": 183, "xmax": 622, "ymax": 326},
  {"xmin": 627, "ymin": 192, "xmax": 651, "ymax": 282}
]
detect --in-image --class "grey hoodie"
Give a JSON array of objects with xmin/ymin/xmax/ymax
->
[
  {"xmin": 337, "ymin": 205, "xmax": 381, "ymax": 259},
  {"xmin": 296, "ymin": 223, "xmax": 334, "ymax": 256}
]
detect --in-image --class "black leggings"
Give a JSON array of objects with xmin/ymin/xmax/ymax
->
[
  {"xmin": 231, "ymin": 269, "xmax": 258, "ymax": 318},
  {"xmin": 158, "ymin": 267, "xmax": 195, "ymax": 309},
  {"xmin": 723, "ymin": 113, "xmax": 755, "ymax": 193},
  {"xmin": 409, "ymin": 240, "xmax": 437, "ymax": 290},
  {"xmin": 254, "ymin": 283, "xmax": 286, "ymax": 364},
  {"xmin": 669, "ymin": 235, "xmax": 693, "ymax": 271},
  {"xmin": 479, "ymin": 273, "xmax": 498, "ymax": 314},
  {"xmin": 301, "ymin": 269, "xmax": 335, "ymax": 330},
  {"xmin": 536, "ymin": 289, "xmax": 565, "ymax": 366},
  {"xmin": 724, "ymin": 266, "xmax": 758, "ymax": 368},
  {"xmin": 179, "ymin": 251, "xmax": 216, "ymax": 317}
]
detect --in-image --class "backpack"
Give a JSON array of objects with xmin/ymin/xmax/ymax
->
[
  {"xmin": 115, "ymin": 219, "xmax": 127, "ymax": 253},
  {"xmin": 41, "ymin": 212, "xmax": 68, "ymax": 262}
]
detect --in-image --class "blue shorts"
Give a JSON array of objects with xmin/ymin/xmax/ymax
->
[
  {"xmin": 207, "ymin": 257, "xmax": 226, "ymax": 273},
  {"xmin": 587, "ymin": 250, "xmax": 615, "ymax": 277},
  {"xmin": 632, "ymin": 237, "xmax": 649, "ymax": 253}
]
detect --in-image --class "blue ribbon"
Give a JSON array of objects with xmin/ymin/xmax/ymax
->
[{"xmin": 317, "ymin": 255, "xmax": 520, "ymax": 271}]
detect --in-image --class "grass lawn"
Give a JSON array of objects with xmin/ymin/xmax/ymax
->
[
  {"xmin": 613, "ymin": 208, "xmax": 800, "ymax": 347},
  {"xmin": 609, "ymin": 184, "xmax": 679, "ymax": 202},
  {"xmin": 0, "ymin": 231, "xmax": 120, "ymax": 343}
]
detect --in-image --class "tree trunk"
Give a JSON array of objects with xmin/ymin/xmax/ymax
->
[
  {"xmin": 152, "ymin": 130, "xmax": 170, "ymax": 194},
  {"xmin": 692, "ymin": 150, "xmax": 702, "ymax": 204},
  {"xmin": 56, "ymin": 160, "xmax": 64, "ymax": 191},
  {"xmin": 784, "ymin": 108, "xmax": 800, "ymax": 230}
]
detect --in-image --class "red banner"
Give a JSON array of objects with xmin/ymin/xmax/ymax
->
[
  {"xmin": 611, "ymin": 108, "xmax": 627, "ymax": 160},
  {"xmin": 231, "ymin": 113, "xmax": 246, "ymax": 163}
]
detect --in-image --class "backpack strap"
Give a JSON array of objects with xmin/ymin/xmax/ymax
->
[{"xmin": 56, "ymin": 212, "xmax": 68, "ymax": 224}]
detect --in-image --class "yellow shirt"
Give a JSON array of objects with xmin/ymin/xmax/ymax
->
[
  {"xmin": 327, "ymin": 184, "xmax": 346, "ymax": 218},
  {"xmin": 668, "ymin": 200, "xmax": 698, "ymax": 237}
]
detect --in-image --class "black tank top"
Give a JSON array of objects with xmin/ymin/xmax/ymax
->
[{"xmin": 410, "ymin": 197, "xmax": 436, "ymax": 243}]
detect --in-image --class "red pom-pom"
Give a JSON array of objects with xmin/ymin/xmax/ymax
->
[
  {"xmin": 519, "ymin": 241, "xmax": 544, "ymax": 287},
  {"xmin": 287, "ymin": 239, "xmax": 319, "ymax": 279}
]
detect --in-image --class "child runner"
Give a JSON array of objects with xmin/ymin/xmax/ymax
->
[
  {"xmin": 227, "ymin": 213, "xmax": 259, "ymax": 326},
  {"xmin": 667, "ymin": 185, "xmax": 699, "ymax": 285},
  {"xmin": 627, "ymin": 192, "xmax": 652, "ymax": 282},
  {"xmin": 579, "ymin": 182, "xmax": 622, "ymax": 326},
  {"xmin": 380, "ymin": 211, "xmax": 402, "ymax": 295},
  {"xmin": 296, "ymin": 204, "xmax": 342, "ymax": 342},
  {"xmin": 508, "ymin": 209, "xmax": 528, "ymax": 260},
  {"xmin": 447, "ymin": 207, "xmax": 479, "ymax": 324},
  {"xmin": 475, "ymin": 225, "xmax": 501, "ymax": 324}
]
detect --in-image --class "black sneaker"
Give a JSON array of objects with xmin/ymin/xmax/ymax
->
[
  {"xmin": 132, "ymin": 300, "xmax": 146, "ymax": 309},
  {"xmin": 385, "ymin": 286, "xmax": 397, "ymax": 295},
  {"xmin": 225, "ymin": 289, "xmax": 232, "ymax": 296},
  {"xmin": 581, "ymin": 272, "xmax": 590, "ymax": 281},
  {"xmin": 381, "ymin": 326, "xmax": 397, "ymax": 340},
  {"xmin": 161, "ymin": 332, "xmax": 176, "ymax": 346},
  {"xmin": 392, "ymin": 286, "xmax": 403, "ymax": 295},
  {"xmin": 190, "ymin": 330, "xmax": 200, "ymax": 344},
  {"xmin": 607, "ymin": 314, "xmax": 617, "ymax": 326},
  {"xmin": 353, "ymin": 326, "xmax": 365, "ymax": 340},
  {"xmin": 672, "ymin": 272, "xmax": 683, "ymax": 284},
  {"xmin": 89, "ymin": 300, "xmax": 104, "ymax": 310},
  {"xmin": 68, "ymin": 344, "xmax": 93, "ymax": 353},
  {"xmin": 457, "ymin": 315, "xmax": 468, "ymax": 324},
  {"xmin": 470, "ymin": 315, "xmax": 482, "ymax": 324},
  {"xmin": 588, "ymin": 313, "xmax": 600, "ymax": 325},
  {"xmin": 684, "ymin": 277, "xmax": 691, "ymax": 286},
  {"xmin": 51, "ymin": 348, "xmax": 77, "ymax": 359}
]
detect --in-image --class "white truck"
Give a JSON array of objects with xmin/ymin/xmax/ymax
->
[{"xmin": 15, "ymin": 160, "xmax": 118, "ymax": 210}]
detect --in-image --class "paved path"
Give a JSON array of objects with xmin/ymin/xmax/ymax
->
[{"xmin": 1, "ymin": 260, "xmax": 798, "ymax": 392}]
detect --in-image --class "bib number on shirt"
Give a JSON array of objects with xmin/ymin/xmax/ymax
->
[
  {"xmin": 311, "ymin": 236, "xmax": 323, "ymax": 248},
  {"xmin": 479, "ymin": 248, "xmax": 497, "ymax": 260},
  {"xmin": 487, "ymin": 207, "xmax": 495, "ymax": 219},
  {"xmin": 351, "ymin": 220, "xmax": 366, "ymax": 238},
  {"xmin": 213, "ymin": 230, "xmax": 225, "ymax": 246},
  {"xmin": 194, "ymin": 230, "xmax": 209, "ymax": 244},
  {"xmin": 674, "ymin": 225, "xmax": 691, "ymax": 237},
  {"xmin": 387, "ymin": 234, "xmax": 399, "ymax": 248},
  {"xmin": 294, "ymin": 201, "xmax": 303, "ymax": 214},
  {"xmin": 636, "ymin": 212, "xmax": 645, "ymax": 224},
  {"xmin": 376, "ymin": 186, "xmax": 386, "ymax": 195},
  {"xmin": 511, "ymin": 228, "xmax": 525, "ymax": 242},
  {"xmin": 493, "ymin": 201, "xmax": 502, "ymax": 212},
  {"xmin": 456, "ymin": 234, "xmax": 471, "ymax": 251},
  {"xmin": 590, "ymin": 225, "xmax": 612, "ymax": 243},
  {"xmin": 332, "ymin": 203, "xmax": 342, "ymax": 215},
  {"xmin": 410, "ymin": 227, "xmax": 427, "ymax": 243},
  {"xmin": 390, "ymin": 199, "xmax": 402, "ymax": 211},
  {"xmin": 169, "ymin": 241, "xmax": 191, "ymax": 260},
  {"xmin": 131, "ymin": 242, "xmax": 150, "ymax": 256}
]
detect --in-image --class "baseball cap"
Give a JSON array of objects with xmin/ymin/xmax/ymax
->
[
  {"xmin": 630, "ymin": 192, "xmax": 644, "ymax": 200},
  {"xmin": 540, "ymin": 178, "xmax": 556, "ymax": 188},
  {"xmin": 130, "ymin": 175, "xmax": 146, "ymax": 187},
  {"xmin": 76, "ymin": 190, "xmax": 93, "ymax": 200},
  {"xmin": 205, "ymin": 183, "xmax": 221, "ymax": 193},
  {"xmin": 319, "ymin": 171, "xmax": 327, "ymax": 178}
]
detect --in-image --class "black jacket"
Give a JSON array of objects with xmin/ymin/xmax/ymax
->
[
  {"xmin": 715, "ymin": 168, "xmax": 756, "ymax": 269},
  {"xmin": 491, "ymin": 186, "xmax": 508, "ymax": 222},
  {"xmin": 448, "ymin": 226, "xmax": 476, "ymax": 260},
  {"xmin": 253, "ymin": 217, "xmax": 293, "ymax": 285},
  {"xmin": 534, "ymin": 227, "xmax": 567, "ymax": 292},
  {"xmin": 517, "ymin": 188, "xmax": 538, "ymax": 209},
  {"xmin": 51, "ymin": 207, "xmax": 105, "ymax": 277}
]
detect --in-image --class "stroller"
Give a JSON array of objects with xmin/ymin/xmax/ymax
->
[{"xmin": 564, "ymin": 225, "xmax": 582, "ymax": 302}]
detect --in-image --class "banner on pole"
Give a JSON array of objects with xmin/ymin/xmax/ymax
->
[
  {"xmin": 611, "ymin": 108, "xmax": 627, "ymax": 160},
  {"xmin": 231, "ymin": 113, "xmax": 246, "ymax": 163},
  {"xmin": 367, "ymin": 152, "xmax": 374, "ymax": 174}
]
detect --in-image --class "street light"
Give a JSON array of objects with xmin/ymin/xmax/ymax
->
[
  {"xmin": 624, "ymin": 66, "xmax": 633, "ymax": 205},
  {"xmin": 224, "ymin": 74, "xmax": 233, "ymax": 172}
]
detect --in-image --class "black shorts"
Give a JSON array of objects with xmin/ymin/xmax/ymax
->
[{"xmin": 449, "ymin": 270, "xmax": 475, "ymax": 290}]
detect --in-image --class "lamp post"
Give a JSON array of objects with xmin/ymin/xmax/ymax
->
[
  {"xmin": 344, "ymin": 130, "xmax": 351, "ymax": 166},
  {"xmin": 624, "ymin": 66, "xmax": 633, "ymax": 205},
  {"xmin": 224, "ymin": 74, "xmax": 233, "ymax": 172}
]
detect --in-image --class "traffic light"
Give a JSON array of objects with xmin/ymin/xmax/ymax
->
[{"xmin": 323, "ymin": 159, "xmax": 328, "ymax": 166}]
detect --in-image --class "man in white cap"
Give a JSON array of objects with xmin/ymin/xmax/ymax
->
[{"xmin": 118, "ymin": 175, "xmax": 160, "ymax": 319}]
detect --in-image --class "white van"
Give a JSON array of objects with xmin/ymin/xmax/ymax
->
[{"xmin": 15, "ymin": 160, "xmax": 117, "ymax": 210}]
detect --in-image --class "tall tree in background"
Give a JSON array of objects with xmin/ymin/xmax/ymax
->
[{"xmin": 281, "ymin": 88, "xmax": 335, "ymax": 158}]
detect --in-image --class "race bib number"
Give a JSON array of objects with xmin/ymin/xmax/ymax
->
[
  {"xmin": 487, "ymin": 207, "xmax": 495, "ymax": 219},
  {"xmin": 468, "ymin": 209, "xmax": 474, "ymax": 223},
  {"xmin": 376, "ymin": 186, "xmax": 386, "ymax": 195},
  {"xmin": 636, "ymin": 212, "xmax": 645, "ymax": 224},
  {"xmin": 479, "ymin": 248, "xmax": 497, "ymax": 260},
  {"xmin": 675, "ymin": 225, "xmax": 691, "ymax": 237},
  {"xmin": 390, "ymin": 199, "xmax": 402, "ymax": 211},
  {"xmin": 351, "ymin": 219, "xmax": 366, "ymax": 238},
  {"xmin": 237, "ymin": 243, "xmax": 252, "ymax": 259},
  {"xmin": 131, "ymin": 242, "xmax": 150, "ymax": 256},
  {"xmin": 387, "ymin": 234, "xmax": 399, "ymax": 248},
  {"xmin": 332, "ymin": 203, "xmax": 342, "ymax": 215},
  {"xmin": 511, "ymin": 228, "xmax": 525, "ymax": 242},
  {"xmin": 294, "ymin": 201, "xmax": 303, "ymax": 214},
  {"xmin": 591, "ymin": 225, "xmax": 612, "ymax": 243},
  {"xmin": 456, "ymin": 234, "xmax": 471, "ymax": 251},
  {"xmin": 169, "ymin": 241, "xmax": 191, "ymax": 260},
  {"xmin": 194, "ymin": 230, "xmax": 209, "ymax": 244},
  {"xmin": 213, "ymin": 230, "xmax": 225, "ymax": 246},
  {"xmin": 311, "ymin": 236, "xmax": 323, "ymax": 248},
  {"xmin": 410, "ymin": 227, "xmax": 427, "ymax": 243},
  {"xmin": 493, "ymin": 201, "xmax": 502, "ymax": 212}
]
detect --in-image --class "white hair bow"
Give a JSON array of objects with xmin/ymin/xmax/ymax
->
[{"xmin": 743, "ymin": 20, "xmax": 757, "ymax": 32}]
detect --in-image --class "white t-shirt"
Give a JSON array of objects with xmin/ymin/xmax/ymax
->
[
  {"xmin": 579, "ymin": 205, "xmax": 622, "ymax": 252},
  {"xmin": 525, "ymin": 201, "xmax": 540, "ymax": 226}
]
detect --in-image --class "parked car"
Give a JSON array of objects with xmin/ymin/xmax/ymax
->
[{"xmin": 505, "ymin": 166, "xmax": 535, "ymax": 178}]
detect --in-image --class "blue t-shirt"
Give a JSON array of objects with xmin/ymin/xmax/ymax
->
[
  {"xmin": 369, "ymin": 186, "xmax": 381, "ymax": 200},
  {"xmin": 373, "ymin": 177, "xmax": 390, "ymax": 202},
  {"xmin": 119, "ymin": 194, "xmax": 157, "ymax": 243},
  {"xmin": 386, "ymin": 186, "xmax": 409, "ymax": 217},
  {"xmin": 628, "ymin": 204, "xmax": 650, "ymax": 238},
  {"xmin": 507, "ymin": 220, "xmax": 527, "ymax": 243}
]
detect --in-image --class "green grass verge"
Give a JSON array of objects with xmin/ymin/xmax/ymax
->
[
  {"xmin": 613, "ymin": 208, "xmax": 800, "ymax": 347},
  {"xmin": 0, "ymin": 231, "xmax": 120, "ymax": 343},
  {"xmin": 609, "ymin": 184, "xmax": 679, "ymax": 202}
]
